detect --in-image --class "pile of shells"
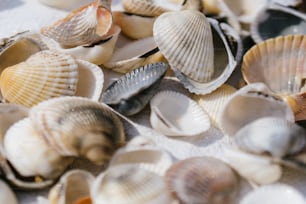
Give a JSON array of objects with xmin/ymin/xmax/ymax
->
[{"xmin": 2, "ymin": 0, "xmax": 306, "ymax": 203}]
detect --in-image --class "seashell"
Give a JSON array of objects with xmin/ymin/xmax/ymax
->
[
  {"xmin": 0, "ymin": 180, "xmax": 18, "ymax": 204},
  {"xmin": 193, "ymin": 84, "xmax": 236, "ymax": 129},
  {"xmin": 165, "ymin": 156, "xmax": 239, "ymax": 204},
  {"xmin": 113, "ymin": 11, "xmax": 156, "ymax": 40},
  {"xmin": 0, "ymin": 50, "xmax": 78, "ymax": 107},
  {"xmin": 202, "ymin": 0, "xmax": 221, "ymax": 14},
  {"xmin": 102, "ymin": 36, "xmax": 164, "ymax": 73},
  {"xmin": 91, "ymin": 164, "xmax": 173, "ymax": 204},
  {"xmin": 150, "ymin": 90, "xmax": 211, "ymax": 136},
  {"xmin": 39, "ymin": 0, "xmax": 93, "ymax": 10},
  {"xmin": 102, "ymin": 62, "xmax": 168, "ymax": 116},
  {"xmin": 41, "ymin": 0, "xmax": 112, "ymax": 48},
  {"xmin": 220, "ymin": 83, "xmax": 294, "ymax": 136},
  {"xmin": 29, "ymin": 96, "xmax": 125, "ymax": 165},
  {"xmin": 251, "ymin": 3, "xmax": 306, "ymax": 43},
  {"xmin": 125, "ymin": 135, "xmax": 157, "ymax": 149},
  {"xmin": 234, "ymin": 117, "xmax": 306, "ymax": 158},
  {"xmin": 48, "ymin": 170, "xmax": 95, "ymax": 204},
  {"xmin": 240, "ymin": 184, "xmax": 306, "ymax": 204},
  {"xmin": 224, "ymin": 147, "xmax": 282, "ymax": 185},
  {"xmin": 181, "ymin": 0, "xmax": 204, "ymax": 11},
  {"xmin": 242, "ymin": 35, "xmax": 306, "ymax": 120},
  {"xmin": 3, "ymin": 118, "xmax": 74, "ymax": 179}
]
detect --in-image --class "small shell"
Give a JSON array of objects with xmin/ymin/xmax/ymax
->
[
  {"xmin": 41, "ymin": 0, "xmax": 112, "ymax": 48},
  {"xmin": 240, "ymin": 184, "xmax": 306, "ymax": 204},
  {"xmin": 242, "ymin": 35, "xmax": 306, "ymax": 120},
  {"xmin": 102, "ymin": 62, "xmax": 167, "ymax": 116},
  {"xmin": 150, "ymin": 90, "xmax": 210, "ymax": 136},
  {"xmin": 29, "ymin": 96, "xmax": 125, "ymax": 165},
  {"xmin": 48, "ymin": 170, "xmax": 95, "ymax": 204},
  {"xmin": 0, "ymin": 180, "xmax": 18, "ymax": 204},
  {"xmin": 91, "ymin": 164, "xmax": 172, "ymax": 204},
  {"xmin": 166, "ymin": 156, "xmax": 239, "ymax": 204},
  {"xmin": 220, "ymin": 83, "xmax": 294, "ymax": 136},
  {"xmin": 0, "ymin": 50, "xmax": 78, "ymax": 107}
]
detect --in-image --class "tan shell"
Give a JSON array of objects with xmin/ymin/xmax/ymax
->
[
  {"xmin": 41, "ymin": 0, "xmax": 112, "ymax": 48},
  {"xmin": 242, "ymin": 35, "xmax": 306, "ymax": 120},
  {"xmin": 29, "ymin": 96, "xmax": 125, "ymax": 165},
  {"xmin": 0, "ymin": 50, "xmax": 78, "ymax": 107}
]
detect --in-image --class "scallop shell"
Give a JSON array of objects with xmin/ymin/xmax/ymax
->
[
  {"xmin": 193, "ymin": 84, "xmax": 236, "ymax": 129},
  {"xmin": 102, "ymin": 62, "xmax": 167, "ymax": 116},
  {"xmin": 166, "ymin": 156, "xmax": 239, "ymax": 204},
  {"xmin": 150, "ymin": 90, "xmax": 210, "ymax": 136},
  {"xmin": 3, "ymin": 118, "xmax": 73, "ymax": 179},
  {"xmin": 39, "ymin": 0, "xmax": 93, "ymax": 10},
  {"xmin": 220, "ymin": 83, "xmax": 294, "ymax": 136},
  {"xmin": 242, "ymin": 35, "xmax": 306, "ymax": 120},
  {"xmin": 234, "ymin": 117, "xmax": 306, "ymax": 158},
  {"xmin": 48, "ymin": 170, "xmax": 95, "ymax": 204},
  {"xmin": 240, "ymin": 184, "xmax": 306, "ymax": 204},
  {"xmin": 91, "ymin": 164, "xmax": 172, "ymax": 204},
  {"xmin": 0, "ymin": 50, "xmax": 78, "ymax": 107},
  {"xmin": 41, "ymin": 0, "xmax": 112, "ymax": 48},
  {"xmin": 0, "ymin": 180, "xmax": 18, "ymax": 204},
  {"xmin": 251, "ymin": 3, "xmax": 306, "ymax": 43},
  {"xmin": 29, "ymin": 96, "xmax": 125, "ymax": 165}
]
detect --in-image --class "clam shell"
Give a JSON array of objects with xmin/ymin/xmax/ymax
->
[
  {"xmin": 102, "ymin": 62, "xmax": 167, "ymax": 116},
  {"xmin": 91, "ymin": 164, "xmax": 172, "ymax": 204},
  {"xmin": 3, "ymin": 118, "xmax": 73, "ymax": 179},
  {"xmin": 29, "ymin": 96, "xmax": 125, "ymax": 165},
  {"xmin": 242, "ymin": 35, "xmax": 306, "ymax": 120},
  {"xmin": 166, "ymin": 156, "xmax": 239, "ymax": 204},
  {"xmin": 251, "ymin": 3, "xmax": 306, "ymax": 43},
  {"xmin": 0, "ymin": 180, "xmax": 18, "ymax": 204},
  {"xmin": 240, "ymin": 184, "xmax": 306, "ymax": 204},
  {"xmin": 220, "ymin": 83, "xmax": 294, "ymax": 136},
  {"xmin": 41, "ymin": 0, "xmax": 112, "ymax": 48},
  {"xmin": 234, "ymin": 117, "xmax": 306, "ymax": 158},
  {"xmin": 150, "ymin": 90, "xmax": 210, "ymax": 136},
  {"xmin": 48, "ymin": 170, "xmax": 94, "ymax": 204},
  {"xmin": 0, "ymin": 50, "xmax": 78, "ymax": 107}
]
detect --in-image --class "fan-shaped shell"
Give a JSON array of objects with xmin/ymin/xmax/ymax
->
[
  {"xmin": 29, "ymin": 96, "xmax": 125, "ymax": 165},
  {"xmin": 242, "ymin": 35, "xmax": 306, "ymax": 120},
  {"xmin": 41, "ymin": 0, "xmax": 112, "ymax": 48},
  {"xmin": 0, "ymin": 180, "xmax": 18, "ymax": 204},
  {"xmin": 166, "ymin": 156, "xmax": 239, "ymax": 204},
  {"xmin": 102, "ymin": 62, "xmax": 167, "ymax": 116},
  {"xmin": 0, "ymin": 50, "xmax": 78, "ymax": 107},
  {"xmin": 150, "ymin": 90, "xmax": 210, "ymax": 136}
]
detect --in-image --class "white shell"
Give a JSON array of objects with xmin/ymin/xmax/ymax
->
[
  {"xmin": 150, "ymin": 90, "xmax": 210, "ymax": 136},
  {"xmin": 39, "ymin": 0, "xmax": 93, "ymax": 10},
  {"xmin": 0, "ymin": 180, "xmax": 18, "ymax": 204}
]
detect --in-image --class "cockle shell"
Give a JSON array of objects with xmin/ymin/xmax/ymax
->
[
  {"xmin": 220, "ymin": 83, "xmax": 294, "ymax": 136},
  {"xmin": 150, "ymin": 90, "xmax": 210, "ymax": 136},
  {"xmin": 29, "ymin": 96, "xmax": 125, "ymax": 165},
  {"xmin": 166, "ymin": 156, "xmax": 239, "ymax": 204},
  {"xmin": 242, "ymin": 35, "xmax": 306, "ymax": 120},
  {"xmin": 102, "ymin": 62, "xmax": 167, "ymax": 116},
  {"xmin": 91, "ymin": 164, "xmax": 172, "ymax": 204},
  {"xmin": 41, "ymin": 0, "xmax": 112, "ymax": 48},
  {"xmin": 48, "ymin": 170, "xmax": 95, "ymax": 204},
  {"xmin": 0, "ymin": 50, "xmax": 78, "ymax": 107},
  {"xmin": 0, "ymin": 180, "xmax": 18, "ymax": 204}
]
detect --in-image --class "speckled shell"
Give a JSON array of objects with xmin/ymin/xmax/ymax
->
[
  {"xmin": 29, "ymin": 96, "xmax": 125, "ymax": 165},
  {"xmin": 102, "ymin": 62, "xmax": 167, "ymax": 116},
  {"xmin": 0, "ymin": 180, "xmax": 18, "ymax": 204},
  {"xmin": 166, "ymin": 156, "xmax": 239, "ymax": 204},
  {"xmin": 0, "ymin": 50, "xmax": 78, "ymax": 107}
]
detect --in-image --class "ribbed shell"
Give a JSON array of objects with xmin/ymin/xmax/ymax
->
[
  {"xmin": 29, "ymin": 97, "xmax": 125, "ymax": 165},
  {"xmin": 41, "ymin": 0, "xmax": 112, "ymax": 48},
  {"xmin": 154, "ymin": 10, "xmax": 214, "ymax": 83},
  {"xmin": 0, "ymin": 50, "xmax": 78, "ymax": 107},
  {"xmin": 166, "ymin": 156, "xmax": 239, "ymax": 204},
  {"xmin": 122, "ymin": 0, "xmax": 172, "ymax": 17}
]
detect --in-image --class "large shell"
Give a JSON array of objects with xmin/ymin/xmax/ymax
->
[
  {"xmin": 102, "ymin": 62, "xmax": 167, "ymax": 116},
  {"xmin": 251, "ymin": 3, "xmax": 306, "ymax": 43},
  {"xmin": 0, "ymin": 180, "xmax": 18, "ymax": 204},
  {"xmin": 150, "ymin": 90, "xmax": 210, "ymax": 136},
  {"xmin": 91, "ymin": 164, "xmax": 172, "ymax": 204},
  {"xmin": 29, "ymin": 96, "xmax": 125, "ymax": 165},
  {"xmin": 41, "ymin": 0, "xmax": 112, "ymax": 48},
  {"xmin": 166, "ymin": 156, "xmax": 239, "ymax": 204},
  {"xmin": 220, "ymin": 83, "xmax": 294, "ymax": 136},
  {"xmin": 242, "ymin": 35, "xmax": 306, "ymax": 120}
]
